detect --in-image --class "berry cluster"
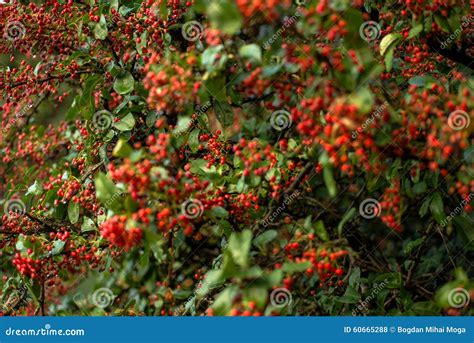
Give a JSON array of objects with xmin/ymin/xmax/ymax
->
[{"xmin": 100, "ymin": 215, "xmax": 142, "ymax": 251}]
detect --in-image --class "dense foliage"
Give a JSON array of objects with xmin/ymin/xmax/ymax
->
[{"xmin": 0, "ymin": 0, "xmax": 473, "ymax": 316}]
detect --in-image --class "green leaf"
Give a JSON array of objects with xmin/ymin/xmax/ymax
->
[
  {"xmin": 408, "ymin": 23, "xmax": 423, "ymax": 39},
  {"xmin": 419, "ymin": 196, "xmax": 431, "ymax": 217},
  {"xmin": 348, "ymin": 87, "xmax": 374, "ymax": 114},
  {"xmin": 68, "ymin": 201, "xmax": 80, "ymax": 224},
  {"xmin": 196, "ymin": 270, "xmax": 223, "ymax": 299},
  {"xmin": 403, "ymin": 237, "xmax": 424, "ymax": 255},
  {"xmin": 112, "ymin": 138, "xmax": 133, "ymax": 157},
  {"xmin": 221, "ymin": 250, "xmax": 239, "ymax": 278},
  {"xmin": 113, "ymin": 71, "xmax": 135, "ymax": 95},
  {"xmin": 158, "ymin": 1, "xmax": 168, "ymax": 20},
  {"xmin": 210, "ymin": 206, "xmax": 229, "ymax": 219},
  {"xmin": 375, "ymin": 272, "xmax": 402, "ymax": 289},
  {"xmin": 204, "ymin": 76, "xmax": 226, "ymax": 101},
  {"xmin": 337, "ymin": 286, "xmax": 360, "ymax": 303},
  {"xmin": 253, "ymin": 230, "xmax": 278, "ymax": 249},
  {"xmin": 447, "ymin": 15, "xmax": 461, "ymax": 36},
  {"xmin": 66, "ymin": 74, "xmax": 101, "ymax": 120},
  {"xmin": 81, "ymin": 217, "xmax": 97, "ymax": 233},
  {"xmin": 113, "ymin": 113, "xmax": 135, "ymax": 131},
  {"xmin": 412, "ymin": 181, "xmax": 427, "ymax": 195},
  {"xmin": 430, "ymin": 192, "xmax": 445, "ymax": 224},
  {"xmin": 189, "ymin": 159, "xmax": 208, "ymax": 175},
  {"xmin": 239, "ymin": 44, "xmax": 262, "ymax": 63},
  {"xmin": 188, "ymin": 129, "xmax": 200, "ymax": 152},
  {"xmin": 211, "ymin": 285, "xmax": 239, "ymax": 315},
  {"xmin": 410, "ymin": 301, "xmax": 438, "ymax": 315},
  {"xmin": 173, "ymin": 116, "xmax": 192, "ymax": 135},
  {"xmin": 380, "ymin": 33, "xmax": 402, "ymax": 56},
  {"xmin": 25, "ymin": 281, "xmax": 41, "ymax": 305},
  {"xmin": 214, "ymin": 101, "xmax": 234, "ymax": 128},
  {"xmin": 338, "ymin": 208, "xmax": 355, "ymax": 236},
  {"xmin": 51, "ymin": 240, "xmax": 66, "ymax": 256},
  {"xmin": 94, "ymin": 173, "xmax": 120, "ymax": 211},
  {"xmin": 281, "ymin": 261, "xmax": 311, "ymax": 273},
  {"xmin": 93, "ymin": 14, "xmax": 108, "ymax": 40},
  {"xmin": 206, "ymin": 0, "xmax": 242, "ymax": 35},
  {"xmin": 201, "ymin": 45, "xmax": 225, "ymax": 73},
  {"xmin": 314, "ymin": 220, "xmax": 329, "ymax": 242},
  {"xmin": 453, "ymin": 215, "xmax": 474, "ymax": 245},
  {"xmin": 266, "ymin": 269, "xmax": 283, "ymax": 287},
  {"xmin": 349, "ymin": 267, "xmax": 361, "ymax": 287},
  {"xmin": 434, "ymin": 14, "xmax": 451, "ymax": 33},
  {"xmin": 408, "ymin": 75, "xmax": 437, "ymax": 88},
  {"xmin": 228, "ymin": 230, "xmax": 252, "ymax": 268},
  {"xmin": 236, "ymin": 175, "xmax": 247, "ymax": 193},
  {"xmin": 384, "ymin": 46, "xmax": 395, "ymax": 72},
  {"xmin": 323, "ymin": 166, "xmax": 337, "ymax": 198},
  {"xmin": 26, "ymin": 180, "xmax": 42, "ymax": 196},
  {"xmin": 146, "ymin": 110, "xmax": 158, "ymax": 127},
  {"xmin": 15, "ymin": 234, "xmax": 29, "ymax": 252}
]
